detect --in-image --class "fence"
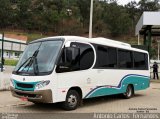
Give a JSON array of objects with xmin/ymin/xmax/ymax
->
[{"xmin": 0, "ymin": 66, "xmax": 14, "ymax": 90}]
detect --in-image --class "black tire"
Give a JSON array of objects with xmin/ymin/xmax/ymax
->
[
  {"xmin": 122, "ymin": 85, "xmax": 134, "ymax": 99},
  {"xmin": 32, "ymin": 102, "xmax": 44, "ymax": 105},
  {"xmin": 62, "ymin": 90, "xmax": 80, "ymax": 111}
]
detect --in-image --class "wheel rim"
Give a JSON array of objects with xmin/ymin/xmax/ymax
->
[
  {"xmin": 67, "ymin": 94, "xmax": 77, "ymax": 107},
  {"xmin": 126, "ymin": 86, "xmax": 132, "ymax": 97}
]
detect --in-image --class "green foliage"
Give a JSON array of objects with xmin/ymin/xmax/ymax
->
[
  {"xmin": 76, "ymin": 0, "xmax": 90, "ymax": 28},
  {"xmin": 125, "ymin": 1, "xmax": 140, "ymax": 33},
  {"xmin": 138, "ymin": 0, "xmax": 160, "ymax": 12},
  {"xmin": 0, "ymin": 0, "xmax": 159, "ymax": 37},
  {"xmin": 0, "ymin": 0, "xmax": 12, "ymax": 28},
  {"xmin": 4, "ymin": 59, "xmax": 18, "ymax": 66},
  {"xmin": 103, "ymin": 2, "xmax": 132, "ymax": 36}
]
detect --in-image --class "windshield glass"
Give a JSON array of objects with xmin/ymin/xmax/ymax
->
[{"xmin": 14, "ymin": 40, "xmax": 62, "ymax": 75}]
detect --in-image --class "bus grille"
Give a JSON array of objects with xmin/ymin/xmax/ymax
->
[{"xmin": 16, "ymin": 83, "xmax": 34, "ymax": 89}]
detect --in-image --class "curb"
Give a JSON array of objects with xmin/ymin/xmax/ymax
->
[
  {"xmin": 150, "ymin": 80, "xmax": 160, "ymax": 83},
  {"xmin": 0, "ymin": 88, "xmax": 10, "ymax": 91}
]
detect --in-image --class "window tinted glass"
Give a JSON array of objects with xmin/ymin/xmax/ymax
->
[
  {"xmin": 57, "ymin": 42, "xmax": 94, "ymax": 73},
  {"xmin": 96, "ymin": 46, "xmax": 117, "ymax": 68},
  {"xmin": 96, "ymin": 46, "xmax": 108, "ymax": 68},
  {"xmin": 71, "ymin": 43, "xmax": 94, "ymax": 70},
  {"xmin": 95, "ymin": 44, "xmax": 148, "ymax": 70},
  {"xmin": 118, "ymin": 50, "xmax": 133, "ymax": 69},
  {"xmin": 134, "ymin": 52, "xmax": 148, "ymax": 70}
]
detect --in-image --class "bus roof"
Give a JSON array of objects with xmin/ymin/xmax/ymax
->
[{"xmin": 30, "ymin": 36, "xmax": 148, "ymax": 54}]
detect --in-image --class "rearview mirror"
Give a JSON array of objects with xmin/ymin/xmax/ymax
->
[
  {"xmin": 56, "ymin": 47, "xmax": 80, "ymax": 73},
  {"xmin": 64, "ymin": 47, "xmax": 80, "ymax": 63}
]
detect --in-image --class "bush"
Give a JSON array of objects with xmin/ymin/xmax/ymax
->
[{"xmin": 4, "ymin": 59, "xmax": 18, "ymax": 66}]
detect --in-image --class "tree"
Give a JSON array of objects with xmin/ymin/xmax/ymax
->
[
  {"xmin": 92, "ymin": 0, "xmax": 108, "ymax": 36},
  {"xmin": 0, "ymin": 0, "xmax": 151, "ymax": 39},
  {"xmin": 103, "ymin": 2, "xmax": 132, "ymax": 36},
  {"xmin": 138, "ymin": 0, "xmax": 160, "ymax": 12},
  {"xmin": 15, "ymin": 0, "xmax": 32, "ymax": 30},
  {"xmin": 0, "ymin": 0, "xmax": 12, "ymax": 28},
  {"xmin": 76, "ymin": 0, "xmax": 90, "ymax": 29},
  {"xmin": 125, "ymin": 1, "xmax": 139, "ymax": 33}
]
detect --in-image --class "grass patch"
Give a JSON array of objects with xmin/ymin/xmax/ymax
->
[
  {"xmin": 4, "ymin": 59, "xmax": 18, "ymax": 66},
  {"xmin": 3, "ymin": 31, "xmax": 48, "ymax": 42},
  {"xmin": 26, "ymin": 33, "xmax": 47, "ymax": 42}
]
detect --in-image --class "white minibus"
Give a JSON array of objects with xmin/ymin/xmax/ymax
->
[{"xmin": 10, "ymin": 36, "xmax": 150, "ymax": 110}]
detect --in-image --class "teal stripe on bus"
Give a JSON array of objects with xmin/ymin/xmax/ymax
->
[{"xmin": 85, "ymin": 74, "xmax": 150, "ymax": 98}]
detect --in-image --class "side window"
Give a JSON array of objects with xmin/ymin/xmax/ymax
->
[
  {"xmin": 145, "ymin": 53, "xmax": 149, "ymax": 69},
  {"xmin": 118, "ymin": 50, "xmax": 133, "ymax": 69},
  {"xmin": 97, "ymin": 46, "xmax": 108, "ymax": 68},
  {"xmin": 107, "ymin": 47, "xmax": 117, "ymax": 68},
  {"xmin": 71, "ymin": 42, "xmax": 94, "ymax": 70},
  {"xmin": 134, "ymin": 52, "xmax": 148, "ymax": 70},
  {"xmin": 56, "ymin": 42, "xmax": 94, "ymax": 73},
  {"xmin": 96, "ymin": 45, "xmax": 117, "ymax": 68}
]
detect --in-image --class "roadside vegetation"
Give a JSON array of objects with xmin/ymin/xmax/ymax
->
[
  {"xmin": 0, "ymin": 0, "xmax": 159, "ymax": 60},
  {"xmin": 0, "ymin": 0, "xmax": 159, "ymax": 40},
  {"xmin": 4, "ymin": 59, "xmax": 18, "ymax": 66}
]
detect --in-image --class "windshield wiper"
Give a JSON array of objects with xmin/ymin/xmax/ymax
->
[
  {"xmin": 33, "ymin": 56, "xmax": 39, "ymax": 75},
  {"xmin": 16, "ymin": 50, "xmax": 39, "ymax": 74}
]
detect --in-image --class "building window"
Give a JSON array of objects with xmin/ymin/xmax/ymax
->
[
  {"xmin": 15, "ymin": 52, "xmax": 19, "ymax": 57},
  {"xmin": 6, "ymin": 52, "xmax": 9, "ymax": 56}
]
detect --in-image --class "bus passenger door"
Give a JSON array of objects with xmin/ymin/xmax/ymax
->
[{"xmin": 56, "ymin": 41, "xmax": 96, "ymax": 101}]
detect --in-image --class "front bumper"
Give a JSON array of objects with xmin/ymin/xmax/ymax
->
[{"xmin": 10, "ymin": 87, "xmax": 53, "ymax": 103}]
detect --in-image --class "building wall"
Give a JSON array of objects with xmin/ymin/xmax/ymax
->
[
  {"xmin": 0, "ymin": 41, "xmax": 26, "ymax": 51},
  {"xmin": 0, "ymin": 36, "xmax": 27, "ymax": 59},
  {"xmin": 2, "ymin": 51, "xmax": 23, "ymax": 59}
]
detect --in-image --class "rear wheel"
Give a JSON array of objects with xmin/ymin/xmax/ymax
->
[
  {"xmin": 123, "ymin": 85, "xmax": 134, "ymax": 99},
  {"xmin": 62, "ymin": 90, "xmax": 81, "ymax": 110}
]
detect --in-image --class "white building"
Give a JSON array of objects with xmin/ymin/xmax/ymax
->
[
  {"xmin": 0, "ymin": 34, "xmax": 27, "ymax": 59},
  {"xmin": 135, "ymin": 11, "xmax": 160, "ymax": 36}
]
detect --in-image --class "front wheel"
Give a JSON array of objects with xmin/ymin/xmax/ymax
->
[
  {"xmin": 122, "ymin": 85, "xmax": 134, "ymax": 99},
  {"xmin": 62, "ymin": 90, "xmax": 81, "ymax": 111}
]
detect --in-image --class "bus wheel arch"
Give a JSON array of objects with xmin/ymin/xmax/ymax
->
[
  {"xmin": 62, "ymin": 87, "xmax": 82, "ymax": 110},
  {"xmin": 68, "ymin": 87, "xmax": 83, "ymax": 99}
]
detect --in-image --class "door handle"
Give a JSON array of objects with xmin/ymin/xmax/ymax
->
[{"xmin": 87, "ymin": 78, "xmax": 91, "ymax": 84}]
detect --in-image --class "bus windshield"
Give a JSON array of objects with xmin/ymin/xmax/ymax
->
[{"xmin": 13, "ymin": 40, "xmax": 62, "ymax": 75}]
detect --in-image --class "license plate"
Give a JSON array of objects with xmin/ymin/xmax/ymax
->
[{"xmin": 20, "ymin": 97, "xmax": 28, "ymax": 101}]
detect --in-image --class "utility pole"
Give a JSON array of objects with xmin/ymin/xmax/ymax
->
[
  {"xmin": 1, "ymin": 33, "xmax": 4, "ymax": 72},
  {"xmin": 89, "ymin": 0, "xmax": 93, "ymax": 38},
  {"xmin": 138, "ymin": 33, "xmax": 140, "ymax": 45},
  {"xmin": 158, "ymin": 40, "xmax": 160, "ymax": 61}
]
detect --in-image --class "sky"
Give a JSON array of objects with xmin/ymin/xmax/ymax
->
[{"xmin": 117, "ymin": 0, "xmax": 140, "ymax": 5}]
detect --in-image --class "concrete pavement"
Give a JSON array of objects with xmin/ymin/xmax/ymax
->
[{"xmin": 0, "ymin": 66, "xmax": 14, "ymax": 90}]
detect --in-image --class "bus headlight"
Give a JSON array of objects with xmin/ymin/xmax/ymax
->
[
  {"xmin": 10, "ymin": 79, "xmax": 15, "ymax": 87},
  {"xmin": 35, "ymin": 80, "xmax": 50, "ymax": 90}
]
